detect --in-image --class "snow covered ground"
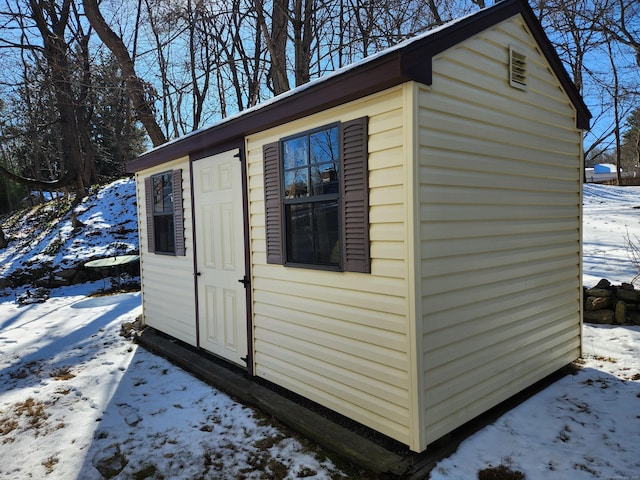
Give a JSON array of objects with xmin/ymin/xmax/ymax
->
[
  {"xmin": 0, "ymin": 179, "xmax": 138, "ymax": 280},
  {"xmin": 582, "ymin": 183, "xmax": 640, "ymax": 287},
  {"xmin": 0, "ymin": 284, "xmax": 344, "ymax": 479},
  {"xmin": 0, "ymin": 181, "xmax": 639, "ymax": 479}
]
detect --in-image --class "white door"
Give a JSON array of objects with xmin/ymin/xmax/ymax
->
[{"xmin": 193, "ymin": 149, "xmax": 247, "ymax": 367}]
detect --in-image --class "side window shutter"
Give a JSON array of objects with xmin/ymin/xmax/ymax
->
[
  {"xmin": 172, "ymin": 169, "xmax": 185, "ymax": 256},
  {"xmin": 342, "ymin": 116, "xmax": 370, "ymax": 273},
  {"xmin": 144, "ymin": 176, "xmax": 155, "ymax": 253},
  {"xmin": 263, "ymin": 142, "xmax": 283, "ymax": 264}
]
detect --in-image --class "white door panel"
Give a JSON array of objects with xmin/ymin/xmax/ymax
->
[{"xmin": 193, "ymin": 150, "xmax": 247, "ymax": 366}]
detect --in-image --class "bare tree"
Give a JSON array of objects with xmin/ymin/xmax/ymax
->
[
  {"xmin": 83, "ymin": 0, "xmax": 167, "ymax": 146},
  {"xmin": 0, "ymin": 0, "xmax": 91, "ymax": 199},
  {"xmin": 606, "ymin": 0, "xmax": 640, "ymax": 68}
]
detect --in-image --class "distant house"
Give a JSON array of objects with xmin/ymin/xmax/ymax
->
[
  {"xmin": 127, "ymin": 0, "xmax": 590, "ymax": 453},
  {"xmin": 585, "ymin": 163, "xmax": 619, "ymax": 183}
]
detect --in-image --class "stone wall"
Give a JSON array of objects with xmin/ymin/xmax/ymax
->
[
  {"xmin": 0, "ymin": 258, "xmax": 140, "ymax": 290},
  {"xmin": 584, "ymin": 279, "xmax": 640, "ymax": 325}
]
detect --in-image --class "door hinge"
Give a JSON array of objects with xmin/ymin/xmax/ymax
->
[{"xmin": 238, "ymin": 276, "xmax": 250, "ymax": 288}]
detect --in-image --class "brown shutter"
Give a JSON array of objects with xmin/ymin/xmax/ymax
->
[
  {"xmin": 172, "ymin": 169, "xmax": 185, "ymax": 256},
  {"xmin": 263, "ymin": 142, "xmax": 283, "ymax": 264},
  {"xmin": 144, "ymin": 176, "xmax": 155, "ymax": 253},
  {"xmin": 342, "ymin": 116, "xmax": 370, "ymax": 273}
]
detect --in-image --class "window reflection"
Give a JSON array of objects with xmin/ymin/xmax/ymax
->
[
  {"xmin": 152, "ymin": 172, "xmax": 176, "ymax": 254},
  {"xmin": 153, "ymin": 173, "xmax": 174, "ymax": 214},
  {"xmin": 282, "ymin": 124, "xmax": 340, "ymax": 267},
  {"xmin": 282, "ymin": 126, "xmax": 339, "ymax": 200}
]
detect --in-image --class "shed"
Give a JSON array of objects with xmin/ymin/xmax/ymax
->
[{"xmin": 127, "ymin": 0, "xmax": 589, "ymax": 453}]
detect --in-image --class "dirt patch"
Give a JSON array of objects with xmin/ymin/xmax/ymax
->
[
  {"xmin": 50, "ymin": 366, "xmax": 75, "ymax": 381},
  {"xmin": 9, "ymin": 360, "xmax": 42, "ymax": 379},
  {"xmin": 42, "ymin": 456, "xmax": 59, "ymax": 474},
  {"xmin": 478, "ymin": 464, "xmax": 526, "ymax": 480},
  {"xmin": 0, "ymin": 414, "xmax": 18, "ymax": 441},
  {"xmin": 15, "ymin": 397, "xmax": 50, "ymax": 432}
]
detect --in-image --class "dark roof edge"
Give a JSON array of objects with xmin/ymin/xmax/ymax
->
[
  {"xmin": 400, "ymin": 0, "xmax": 591, "ymax": 130},
  {"xmin": 127, "ymin": 0, "xmax": 590, "ymax": 173}
]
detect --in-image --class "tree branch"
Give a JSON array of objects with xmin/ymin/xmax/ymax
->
[{"xmin": 83, "ymin": 0, "xmax": 167, "ymax": 146}]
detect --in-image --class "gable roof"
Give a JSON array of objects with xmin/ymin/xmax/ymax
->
[{"xmin": 127, "ymin": 0, "xmax": 590, "ymax": 173}]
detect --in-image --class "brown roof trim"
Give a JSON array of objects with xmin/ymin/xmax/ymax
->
[
  {"xmin": 127, "ymin": 0, "xmax": 590, "ymax": 173},
  {"xmin": 127, "ymin": 54, "xmax": 408, "ymax": 172}
]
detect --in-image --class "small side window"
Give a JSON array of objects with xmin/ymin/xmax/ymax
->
[
  {"xmin": 152, "ymin": 172, "xmax": 175, "ymax": 253},
  {"xmin": 145, "ymin": 169, "xmax": 185, "ymax": 256}
]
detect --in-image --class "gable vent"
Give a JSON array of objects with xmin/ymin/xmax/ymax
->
[{"xmin": 509, "ymin": 46, "xmax": 527, "ymax": 90}]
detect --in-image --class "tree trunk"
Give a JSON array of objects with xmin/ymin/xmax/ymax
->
[
  {"xmin": 255, "ymin": 0, "xmax": 290, "ymax": 95},
  {"xmin": 293, "ymin": 0, "xmax": 313, "ymax": 87},
  {"xmin": 426, "ymin": 0, "xmax": 444, "ymax": 25},
  {"xmin": 29, "ymin": 0, "xmax": 86, "ymax": 199},
  {"xmin": 83, "ymin": 0, "xmax": 167, "ymax": 147},
  {"xmin": 0, "ymin": 226, "xmax": 7, "ymax": 249}
]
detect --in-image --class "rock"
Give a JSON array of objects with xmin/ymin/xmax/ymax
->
[
  {"xmin": 628, "ymin": 311, "xmax": 640, "ymax": 325},
  {"xmin": 36, "ymin": 275, "xmax": 70, "ymax": 288},
  {"xmin": 620, "ymin": 282, "xmax": 635, "ymax": 291},
  {"xmin": 93, "ymin": 445, "xmax": 128, "ymax": 478},
  {"xmin": 0, "ymin": 277, "xmax": 10, "ymax": 289},
  {"xmin": 585, "ymin": 288, "xmax": 612, "ymax": 298},
  {"xmin": 594, "ymin": 279, "xmax": 611, "ymax": 288},
  {"xmin": 72, "ymin": 270, "xmax": 87, "ymax": 284},
  {"xmin": 16, "ymin": 288, "xmax": 50, "ymax": 305},
  {"xmin": 615, "ymin": 301, "xmax": 627, "ymax": 324},
  {"xmin": 616, "ymin": 288, "xmax": 640, "ymax": 303},
  {"xmin": 583, "ymin": 309, "xmax": 615, "ymax": 324},
  {"xmin": 55, "ymin": 268, "xmax": 77, "ymax": 281},
  {"xmin": 585, "ymin": 296, "xmax": 611, "ymax": 311}
]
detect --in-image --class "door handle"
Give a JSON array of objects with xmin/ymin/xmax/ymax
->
[{"xmin": 238, "ymin": 276, "xmax": 250, "ymax": 286}]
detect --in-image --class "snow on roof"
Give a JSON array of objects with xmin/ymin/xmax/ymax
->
[{"xmin": 594, "ymin": 163, "xmax": 617, "ymax": 173}]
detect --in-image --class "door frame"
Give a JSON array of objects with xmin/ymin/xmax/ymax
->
[{"xmin": 189, "ymin": 140, "xmax": 253, "ymax": 375}]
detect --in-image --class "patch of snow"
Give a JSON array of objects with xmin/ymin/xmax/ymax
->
[{"xmin": 0, "ymin": 179, "xmax": 138, "ymax": 279}]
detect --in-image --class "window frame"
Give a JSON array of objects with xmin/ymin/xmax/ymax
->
[
  {"xmin": 280, "ymin": 122, "xmax": 343, "ymax": 271},
  {"xmin": 144, "ymin": 169, "xmax": 185, "ymax": 256},
  {"xmin": 152, "ymin": 171, "xmax": 176, "ymax": 254}
]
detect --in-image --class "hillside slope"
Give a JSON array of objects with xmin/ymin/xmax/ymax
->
[{"xmin": 0, "ymin": 178, "xmax": 139, "ymax": 291}]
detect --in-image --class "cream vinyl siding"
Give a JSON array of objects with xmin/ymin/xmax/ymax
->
[
  {"xmin": 136, "ymin": 158, "xmax": 197, "ymax": 346},
  {"xmin": 247, "ymin": 86, "xmax": 417, "ymax": 446},
  {"xmin": 418, "ymin": 16, "xmax": 582, "ymax": 445}
]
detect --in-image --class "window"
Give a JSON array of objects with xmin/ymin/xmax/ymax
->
[
  {"xmin": 152, "ymin": 172, "xmax": 175, "ymax": 253},
  {"xmin": 283, "ymin": 125, "xmax": 340, "ymax": 267},
  {"xmin": 263, "ymin": 117, "xmax": 370, "ymax": 273},
  {"xmin": 144, "ymin": 169, "xmax": 185, "ymax": 256}
]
